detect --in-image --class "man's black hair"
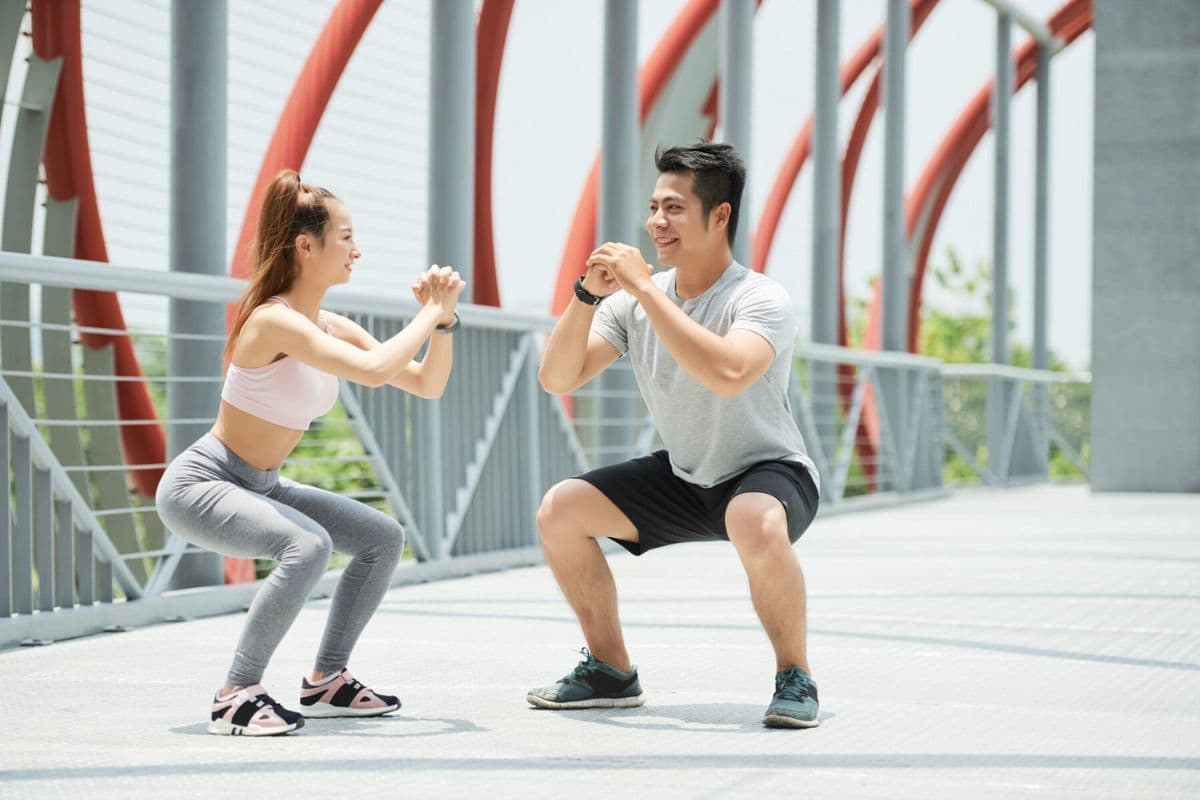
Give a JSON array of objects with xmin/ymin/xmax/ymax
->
[{"xmin": 654, "ymin": 141, "xmax": 746, "ymax": 247}]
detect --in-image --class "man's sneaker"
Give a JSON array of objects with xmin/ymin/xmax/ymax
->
[
  {"xmin": 762, "ymin": 666, "xmax": 820, "ymax": 728},
  {"xmin": 299, "ymin": 668, "xmax": 401, "ymax": 718},
  {"xmin": 209, "ymin": 685, "xmax": 304, "ymax": 736},
  {"xmin": 527, "ymin": 648, "xmax": 645, "ymax": 709}
]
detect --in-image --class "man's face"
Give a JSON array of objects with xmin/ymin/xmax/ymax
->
[{"xmin": 646, "ymin": 172, "xmax": 725, "ymax": 266}]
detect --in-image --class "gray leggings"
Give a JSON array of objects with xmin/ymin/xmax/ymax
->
[{"xmin": 155, "ymin": 433, "xmax": 405, "ymax": 688}]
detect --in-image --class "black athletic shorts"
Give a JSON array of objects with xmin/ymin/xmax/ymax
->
[{"xmin": 576, "ymin": 450, "xmax": 820, "ymax": 556}]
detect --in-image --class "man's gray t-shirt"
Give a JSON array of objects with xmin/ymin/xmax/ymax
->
[{"xmin": 591, "ymin": 261, "xmax": 820, "ymax": 493}]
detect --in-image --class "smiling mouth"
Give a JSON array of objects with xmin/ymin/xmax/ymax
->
[{"xmin": 654, "ymin": 237, "xmax": 679, "ymax": 247}]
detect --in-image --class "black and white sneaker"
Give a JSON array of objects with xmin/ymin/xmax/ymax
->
[
  {"xmin": 527, "ymin": 648, "xmax": 645, "ymax": 709},
  {"xmin": 209, "ymin": 685, "xmax": 304, "ymax": 736}
]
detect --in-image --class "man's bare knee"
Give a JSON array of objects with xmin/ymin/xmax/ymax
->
[
  {"xmin": 725, "ymin": 493, "xmax": 790, "ymax": 556},
  {"xmin": 537, "ymin": 480, "xmax": 589, "ymax": 543},
  {"xmin": 537, "ymin": 479, "xmax": 635, "ymax": 545}
]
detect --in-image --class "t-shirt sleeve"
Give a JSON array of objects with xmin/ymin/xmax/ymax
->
[
  {"xmin": 590, "ymin": 291, "xmax": 631, "ymax": 356},
  {"xmin": 728, "ymin": 280, "xmax": 796, "ymax": 356}
]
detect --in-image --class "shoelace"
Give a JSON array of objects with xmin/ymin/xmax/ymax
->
[
  {"xmin": 775, "ymin": 672, "xmax": 815, "ymax": 702},
  {"xmin": 563, "ymin": 647, "xmax": 602, "ymax": 684}
]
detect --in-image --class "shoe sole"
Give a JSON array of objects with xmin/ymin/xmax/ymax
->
[
  {"xmin": 207, "ymin": 718, "xmax": 304, "ymax": 736},
  {"xmin": 762, "ymin": 713, "xmax": 819, "ymax": 729},
  {"xmin": 526, "ymin": 692, "xmax": 646, "ymax": 710},
  {"xmin": 302, "ymin": 702, "xmax": 401, "ymax": 718}
]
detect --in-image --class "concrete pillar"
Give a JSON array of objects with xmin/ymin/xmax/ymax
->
[{"xmin": 1091, "ymin": 0, "xmax": 1200, "ymax": 491}]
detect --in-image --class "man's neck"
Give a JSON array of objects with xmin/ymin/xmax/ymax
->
[{"xmin": 673, "ymin": 247, "xmax": 736, "ymax": 300}]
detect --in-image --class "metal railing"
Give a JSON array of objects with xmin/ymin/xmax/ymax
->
[
  {"xmin": 0, "ymin": 252, "xmax": 1091, "ymax": 647},
  {"xmin": 942, "ymin": 363, "xmax": 1090, "ymax": 485}
]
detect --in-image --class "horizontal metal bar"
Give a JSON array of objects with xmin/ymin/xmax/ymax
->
[
  {"xmin": 0, "ymin": 250, "xmax": 558, "ymax": 334},
  {"xmin": 941, "ymin": 364, "xmax": 1090, "ymax": 383},
  {"xmin": 2, "ymin": 370, "xmax": 221, "ymax": 384},
  {"xmin": 118, "ymin": 545, "xmax": 208, "ymax": 560},
  {"xmin": 63, "ymin": 463, "xmax": 170, "ymax": 473},
  {"xmin": 0, "ymin": 319, "xmax": 226, "ymax": 342},
  {"xmin": 36, "ymin": 418, "xmax": 214, "ymax": 427},
  {"xmin": 282, "ymin": 455, "xmax": 372, "ymax": 466},
  {"xmin": 798, "ymin": 342, "xmax": 944, "ymax": 370}
]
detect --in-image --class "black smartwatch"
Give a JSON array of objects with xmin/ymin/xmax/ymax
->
[
  {"xmin": 434, "ymin": 312, "xmax": 461, "ymax": 334},
  {"xmin": 574, "ymin": 276, "xmax": 604, "ymax": 306}
]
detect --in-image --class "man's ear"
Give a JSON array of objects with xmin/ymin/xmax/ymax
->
[{"xmin": 713, "ymin": 201, "xmax": 732, "ymax": 230}]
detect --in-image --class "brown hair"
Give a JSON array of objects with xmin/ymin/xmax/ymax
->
[{"xmin": 225, "ymin": 170, "xmax": 338, "ymax": 360}]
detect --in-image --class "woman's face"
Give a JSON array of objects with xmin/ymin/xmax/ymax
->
[{"xmin": 303, "ymin": 199, "xmax": 361, "ymax": 287}]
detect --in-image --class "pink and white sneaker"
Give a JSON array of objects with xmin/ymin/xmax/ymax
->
[
  {"xmin": 209, "ymin": 685, "xmax": 305, "ymax": 736},
  {"xmin": 299, "ymin": 668, "xmax": 401, "ymax": 718}
]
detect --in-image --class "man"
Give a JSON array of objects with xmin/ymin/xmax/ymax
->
[{"xmin": 529, "ymin": 142, "xmax": 822, "ymax": 728}]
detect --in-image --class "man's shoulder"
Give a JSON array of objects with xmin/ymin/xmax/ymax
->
[{"xmin": 728, "ymin": 267, "xmax": 792, "ymax": 307}]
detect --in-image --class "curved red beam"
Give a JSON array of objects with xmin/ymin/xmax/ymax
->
[
  {"xmin": 32, "ymin": 0, "xmax": 164, "ymax": 497},
  {"xmin": 227, "ymin": 0, "xmax": 384, "ymax": 289},
  {"xmin": 472, "ymin": 0, "xmax": 515, "ymax": 307},
  {"xmin": 903, "ymin": 0, "xmax": 1093, "ymax": 352},
  {"xmin": 750, "ymin": 0, "xmax": 939, "ymax": 274},
  {"xmin": 552, "ymin": 0, "xmax": 721, "ymax": 315}
]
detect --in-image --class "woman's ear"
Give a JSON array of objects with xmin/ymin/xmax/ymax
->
[{"xmin": 295, "ymin": 233, "xmax": 312, "ymax": 260}]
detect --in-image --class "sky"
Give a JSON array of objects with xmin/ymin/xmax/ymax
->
[{"xmin": 492, "ymin": 0, "xmax": 1094, "ymax": 368}]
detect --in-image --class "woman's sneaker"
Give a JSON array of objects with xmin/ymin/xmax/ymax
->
[
  {"xmin": 527, "ymin": 648, "xmax": 645, "ymax": 709},
  {"xmin": 299, "ymin": 668, "xmax": 401, "ymax": 718},
  {"xmin": 762, "ymin": 666, "xmax": 820, "ymax": 728},
  {"xmin": 209, "ymin": 685, "xmax": 304, "ymax": 736}
]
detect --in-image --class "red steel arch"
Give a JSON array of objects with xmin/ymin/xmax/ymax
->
[
  {"xmin": 227, "ymin": 0, "xmax": 384, "ymax": 286},
  {"xmin": 551, "ymin": 0, "xmax": 723, "ymax": 315},
  {"xmin": 32, "ymin": 0, "xmax": 165, "ymax": 497},
  {"xmin": 473, "ymin": 0, "xmax": 516, "ymax": 307},
  {"xmin": 902, "ymin": 0, "xmax": 1093, "ymax": 351}
]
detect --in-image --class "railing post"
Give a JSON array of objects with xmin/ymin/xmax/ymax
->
[
  {"xmin": 810, "ymin": 0, "xmax": 841, "ymax": 462},
  {"xmin": 1032, "ymin": 43, "xmax": 1052, "ymax": 476},
  {"xmin": 168, "ymin": 0, "xmax": 226, "ymax": 588},
  {"xmin": 597, "ymin": 0, "xmax": 639, "ymax": 466},
  {"xmin": 881, "ymin": 0, "xmax": 910, "ymax": 489},
  {"xmin": 720, "ymin": 0, "xmax": 752, "ymax": 264},
  {"xmin": 988, "ymin": 11, "xmax": 1013, "ymax": 485},
  {"xmin": 0, "ymin": 403, "xmax": 10, "ymax": 617},
  {"xmin": 523, "ymin": 335, "xmax": 544, "ymax": 539}
]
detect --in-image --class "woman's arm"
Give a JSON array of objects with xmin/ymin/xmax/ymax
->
[
  {"xmin": 322, "ymin": 313, "xmax": 455, "ymax": 399},
  {"xmin": 237, "ymin": 268, "xmax": 463, "ymax": 389}
]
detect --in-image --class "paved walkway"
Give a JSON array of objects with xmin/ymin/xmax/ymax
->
[{"xmin": 2, "ymin": 485, "xmax": 1198, "ymax": 799}]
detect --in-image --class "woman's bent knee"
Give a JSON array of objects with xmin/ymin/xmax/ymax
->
[
  {"xmin": 374, "ymin": 518, "xmax": 406, "ymax": 563},
  {"xmin": 285, "ymin": 528, "xmax": 333, "ymax": 568}
]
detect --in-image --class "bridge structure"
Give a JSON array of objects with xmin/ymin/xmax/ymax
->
[{"xmin": 0, "ymin": 1, "xmax": 1196, "ymax": 797}]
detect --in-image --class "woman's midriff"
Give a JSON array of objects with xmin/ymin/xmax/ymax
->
[{"xmin": 209, "ymin": 400, "xmax": 306, "ymax": 470}]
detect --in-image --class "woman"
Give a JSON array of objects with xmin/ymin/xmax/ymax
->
[{"xmin": 156, "ymin": 170, "xmax": 465, "ymax": 736}]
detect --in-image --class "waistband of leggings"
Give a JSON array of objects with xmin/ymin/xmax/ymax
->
[{"xmin": 190, "ymin": 432, "xmax": 280, "ymax": 489}]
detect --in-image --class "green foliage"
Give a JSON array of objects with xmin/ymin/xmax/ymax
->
[{"xmin": 842, "ymin": 247, "xmax": 1088, "ymax": 485}]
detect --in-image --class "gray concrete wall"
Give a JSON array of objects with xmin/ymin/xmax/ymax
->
[{"xmin": 1091, "ymin": 1, "xmax": 1200, "ymax": 492}]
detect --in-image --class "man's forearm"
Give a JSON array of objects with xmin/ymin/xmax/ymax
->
[
  {"xmin": 538, "ymin": 300, "xmax": 597, "ymax": 393},
  {"xmin": 632, "ymin": 284, "xmax": 748, "ymax": 398}
]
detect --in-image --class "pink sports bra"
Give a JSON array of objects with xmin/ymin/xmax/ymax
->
[{"xmin": 220, "ymin": 297, "xmax": 340, "ymax": 430}]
